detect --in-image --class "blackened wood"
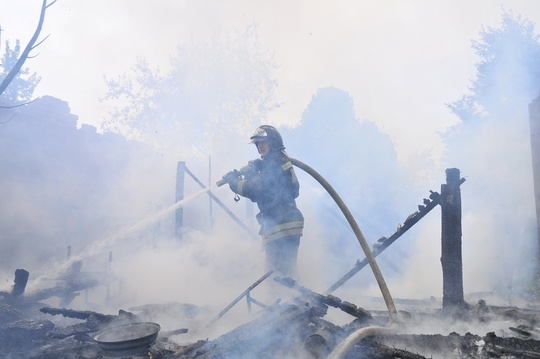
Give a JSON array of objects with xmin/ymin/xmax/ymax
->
[
  {"xmin": 441, "ymin": 168, "xmax": 466, "ymax": 312},
  {"xmin": 529, "ymin": 94, "xmax": 540, "ymax": 267},
  {"xmin": 325, "ymin": 190, "xmax": 441, "ymax": 294},
  {"xmin": 11, "ymin": 269, "xmax": 29, "ymax": 296},
  {"xmin": 39, "ymin": 307, "xmax": 132, "ymax": 323}
]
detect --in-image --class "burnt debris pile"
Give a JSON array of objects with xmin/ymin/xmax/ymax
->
[
  {"xmin": 2, "ymin": 271, "xmax": 540, "ymax": 358},
  {"xmin": 1, "ymin": 167, "xmax": 539, "ymax": 358}
]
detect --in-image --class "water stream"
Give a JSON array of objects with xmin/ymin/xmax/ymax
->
[{"xmin": 32, "ymin": 184, "xmax": 219, "ymax": 285}]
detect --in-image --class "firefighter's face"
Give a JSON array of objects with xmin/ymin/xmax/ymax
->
[{"xmin": 256, "ymin": 140, "xmax": 270, "ymax": 158}]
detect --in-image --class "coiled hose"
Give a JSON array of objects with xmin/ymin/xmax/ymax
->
[{"xmin": 290, "ymin": 158, "xmax": 400, "ymax": 359}]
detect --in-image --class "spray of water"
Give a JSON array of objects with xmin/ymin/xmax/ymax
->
[{"xmin": 31, "ymin": 184, "xmax": 218, "ymax": 285}]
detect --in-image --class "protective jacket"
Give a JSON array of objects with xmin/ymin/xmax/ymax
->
[{"xmin": 229, "ymin": 150, "xmax": 304, "ymax": 245}]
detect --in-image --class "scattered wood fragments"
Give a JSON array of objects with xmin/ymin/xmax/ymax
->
[{"xmin": 2, "ymin": 267, "xmax": 540, "ymax": 358}]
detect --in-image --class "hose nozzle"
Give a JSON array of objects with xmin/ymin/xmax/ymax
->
[{"xmin": 217, "ymin": 168, "xmax": 243, "ymax": 187}]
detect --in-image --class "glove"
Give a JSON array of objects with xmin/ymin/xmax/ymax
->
[
  {"xmin": 225, "ymin": 170, "xmax": 242, "ymax": 194},
  {"xmin": 222, "ymin": 169, "xmax": 241, "ymax": 185}
]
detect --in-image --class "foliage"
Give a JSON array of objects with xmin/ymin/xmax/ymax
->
[
  {"xmin": 101, "ymin": 25, "xmax": 279, "ymax": 157},
  {"xmin": 444, "ymin": 10, "xmax": 540, "ymax": 294},
  {"xmin": 0, "ymin": 40, "xmax": 41, "ymax": 103},
  {"xmin": 448, "ymin": 10, "xmax": 540, "ymax": 122}
]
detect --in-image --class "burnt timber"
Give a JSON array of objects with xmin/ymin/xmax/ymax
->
[
  {"xmin": 2, "ymin": 283, "xmax": 540, "ymax": 358},
  {"xmin": 1, "ymin": 169, "xmax": 539, "ymax": 358}
]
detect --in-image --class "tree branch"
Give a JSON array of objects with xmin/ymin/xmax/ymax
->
[
  {"xmin": 0, "ymin": 0, "xmax": 55, "ymax": 97},
  {"xmin": 0, "ymin": 97, "xmax": 38, "ymax": 109},
  {"xmin": 31, "ymin": 33, "xmax": 51, "ymax": 50}
]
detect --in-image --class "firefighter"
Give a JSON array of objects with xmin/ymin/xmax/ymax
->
[{"xmin": 221, "ymin": 125, "xmax": 304, "ymax": 277}]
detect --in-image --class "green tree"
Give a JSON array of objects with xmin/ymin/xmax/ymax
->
[
  {"xmin": 0, "ymin": 0, "xmax": 55, "ymax": 104},
  {"xmin": 0, "ymin": 39, "xmax": 41, "ymax": 103},
  {"xmin": 445, "ymin": 10, "xmax": 540, "ymax": 297},
  {"xmin": 448, "ymin": 10, "xmax": 540, "ymax": 122},
  {"xmin": 102, "ymin": 25, "xmax": 279, "ymax": 158}
]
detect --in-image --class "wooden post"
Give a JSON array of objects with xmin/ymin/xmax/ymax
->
[
  {"xmin": 209, "ymin": 155, "xmax": 214, "ymax": 228},
  {"xmin": 106, "ymin": 251, "xmax": 112, "ymax": 304},
  {"xmin": 175, "ymin": 161, "xmax": 186, "ymax": 240},
  {"xmin": 441, "ymin": 168, "xmax": 466, "ymax": 312},
  {"xmin": 528, "ymin": 93, "xmax": 540, "ymax": 262},
  {"xmin": 11, "ymin": 269, "xmax": 29, "ymax": 297}
]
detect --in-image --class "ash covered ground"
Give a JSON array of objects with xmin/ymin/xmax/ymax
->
[{"xmin": 2, "ymin": 271, "xmax": 540, "ymax": 359}]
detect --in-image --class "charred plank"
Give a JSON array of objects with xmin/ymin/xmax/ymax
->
[{"xmin": 39, "ymin": 307, "xmax": 138, "ymax": 324}]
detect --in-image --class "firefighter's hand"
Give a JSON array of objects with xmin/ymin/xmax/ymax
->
[
  {"xmin": 222, "ymin": 170, "xmax": 241, "ymax": 185},
  {"xmin": 222, "ymin": 170, "xmax": 242, "ymax": 193}
]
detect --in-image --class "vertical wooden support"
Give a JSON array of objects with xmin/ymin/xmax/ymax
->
[
  {"xmin": 106, "ymin": 251, "xmax": 112, "ymax": 304},
  {"xmin": 11, "ymin": 269, "xmax": 29, "ymax": 296},
  {"xmin": 529, "ymin": 93, "xmax": 540, "ymax": 261},
  {"xmin": 176, "ymin": 161, "xmax": 186, "ymax": 240},
  {"xmin": 441, "ymin": 168, "xmax": 466, "ymax": 312},
  {"xmin": 209, "ymin": 155, "xmax": 214, "ymax": 228}
]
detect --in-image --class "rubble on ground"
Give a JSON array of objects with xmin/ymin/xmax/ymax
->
[{"xmin": 2, "ymin": 269, "xmax": 540, "ymax": 359}]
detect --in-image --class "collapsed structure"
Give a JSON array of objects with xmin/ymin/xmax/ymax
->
[
  {"xmin": 1, "ymin": 165, "xmax": 540, "ymax": 359},
  {"xmin": 0, "ymin": 93, "xmax": 539, "ymax": 358}
]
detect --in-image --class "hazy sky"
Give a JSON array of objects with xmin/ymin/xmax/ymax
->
[{"xmin": 3, "ymin": 0, "xmax": 540, "ymax": 166}]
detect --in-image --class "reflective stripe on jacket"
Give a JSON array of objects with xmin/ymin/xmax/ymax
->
[{"xmin": 261, "ymin": 220, "xmax": 304, "ymax": 245}]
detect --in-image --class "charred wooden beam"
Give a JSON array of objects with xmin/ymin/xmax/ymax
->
[
  {"xmin": 0, "ymin": 269, "xmax": 30, "ymax": 301},
  {"xmin": 275, "ymin": 277, "xmax": 372, "ymax": 321},
  {"xmin": 441, "ymin": 168, "xmax": 467, "ymax": 312},
  {"xmin": 11, "ymin": 269, "xmax": 29, "ymax": 296},
  {"xmin": 39, "ymin": 307, "xmax": 137, "ymax": 324},
  {"xmin": 325, "ymin": 190, "xmax": 441, "ymax": 294}
]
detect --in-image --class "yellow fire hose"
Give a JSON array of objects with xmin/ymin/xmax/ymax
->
[
  {"xmin": 289, "ymin": 158, "xmax": 400, "ymax": 359},
  {"xmin": 218, "ymin": 157, "xmax": 400, "ymax": 358}
]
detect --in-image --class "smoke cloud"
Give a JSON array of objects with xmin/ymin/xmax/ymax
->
[{"xmin": 0, "ymin": 1, "xmax": 539, "ymax": 345}]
